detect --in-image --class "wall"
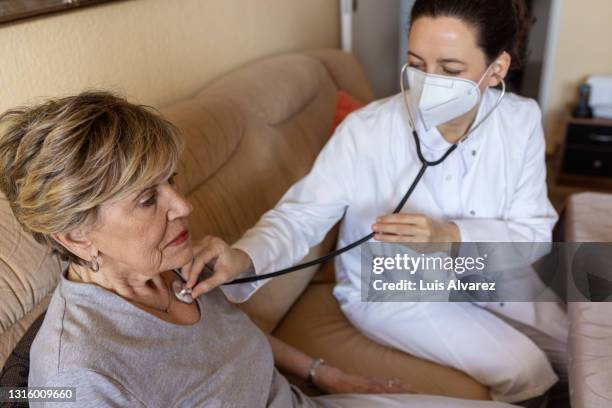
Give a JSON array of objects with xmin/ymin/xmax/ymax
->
[
  {"xmin": 521, "ymin": 0, "xmax": 554, "ymax": 101},
  {"xmin": 398, "ymin": 0, "xmax": 416, "ymax": 73},
  {"xmin": 0, "ymin": 0, "xmax": 340, "ymax": 112},
  {"xmin": 351, "ymin": 0, "xmax": 402, "ymax": 98},
  {"xmin": 545, "ymin": 0, "xmax": 612, "ymax": 150}
]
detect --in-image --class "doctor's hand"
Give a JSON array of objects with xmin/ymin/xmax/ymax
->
[
  {"xmin": 372, "ymin": 213, "xmax": 460, "ymax": 243},
  {"xmin": 182, "ymin": 236, "xmax": 253, "ymax": 298}
]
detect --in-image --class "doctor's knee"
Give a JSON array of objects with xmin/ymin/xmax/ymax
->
[{"xmin": 484, "ymin": 347, "xmax": 557, "ymax": 402}]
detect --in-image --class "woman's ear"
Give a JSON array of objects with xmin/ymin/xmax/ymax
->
[
  {"xmin": 52, "ymin": 229, "xmax": 95, "ymax": 263},
  {"xmin": 487, "ymin": 51, "xmax": 511, "ymax": 87}
]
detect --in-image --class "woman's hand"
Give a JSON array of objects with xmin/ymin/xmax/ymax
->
[
  {"xmin": 372, "ymin": 213, "xmax": 460, "ymax": 243},
  {"xmin": 314, "ymin": 365, "xmax": 411, "ymax": 394},
  {"xmin": 182, "ymin": 236, "xmax": 253, "ymax": 298}
]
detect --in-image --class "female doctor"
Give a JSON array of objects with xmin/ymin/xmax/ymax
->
[{"xmin": 184, "ymin": 0, "xmax": 568, "ymax": 404}]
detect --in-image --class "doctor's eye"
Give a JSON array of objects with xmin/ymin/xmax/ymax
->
[
  {"xmin": 442, "ymin": 68, "xmax": 463, "ymax": 76},
  {"xmin": 408, "ymin": 62, "xmax": 425, "ymax": 70}
]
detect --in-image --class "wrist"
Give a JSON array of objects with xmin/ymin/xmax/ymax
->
[
  {"xmin": 233, "ymin": 248, "xmax": 255, "ymax": 273},
  {"xmin": 446, "ymin": 222, "xmax": 460, "ymax": 242},
  {"xmin": 307, "ymin": 357, "xmax": 326, "ymax": 387}
]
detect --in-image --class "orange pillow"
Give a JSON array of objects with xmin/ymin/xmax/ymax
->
[{"xmin": 331, "ymin": 90, "xmax": 364, "ymax": 135}]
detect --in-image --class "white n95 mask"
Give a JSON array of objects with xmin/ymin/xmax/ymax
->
[{"xmin": 405, "ymin": 65, "xmax": 493, "ymax": 131}]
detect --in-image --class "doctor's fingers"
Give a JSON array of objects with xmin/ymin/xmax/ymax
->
[
  {"xmin": 183, "ymin": 249, "xmax": 212, "ymax": 288},
  {"xmin": 185, "ymin": 237, "xmax": 228, "ymax": 288},
  {"xmin": 190, "ymin": 270, "xmax": 231, "ymax": 298},
  {"xmin": 373, "ymin": 223, "xmax": 429, "ymax": 236},
  {"xmin": 374, "ymin": 233, "xmax": 431, "ymax": 243},
  {"xmin": 376, "ymin": 213, "xmax": 429, "ymax": 225},
  {"xmin": 374, "ymin": 233, "xmax": 430, "ymax": 243}
]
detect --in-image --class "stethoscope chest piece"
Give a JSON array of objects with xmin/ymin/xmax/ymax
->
[{"xmin": 172, "ymin": 279, "xmax": 194, "ymax": 304}]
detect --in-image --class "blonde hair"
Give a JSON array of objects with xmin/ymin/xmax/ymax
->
[{"xmin": 0, "ymin": 91, "xmax": 183, "ymax": 265}]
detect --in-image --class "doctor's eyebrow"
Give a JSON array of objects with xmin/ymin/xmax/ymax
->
[
  {"xmin": 437, "ymin": 58, "xmax": 467, "ymax": 65},
  {"xmin": 408, "ymin": 51, "xmax": 425, "ymax": 60},
  {"xmin": 407, "ymin": 52, "xmax": 466, "ymax": 66}
]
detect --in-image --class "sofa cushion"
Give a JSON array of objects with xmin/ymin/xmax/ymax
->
[
  {"xmin": 331, "ymin": 91, "xmax": 365, "ymax": 134},
  {"xmin": 236, "ymin": 227, "xmax": 338, "ymax": 332},
  {"xmin": 273, "ymin": 282, "xmax": 490, "ymax": 400},
  {"xmin": 0, "ymin": 311, "xmax": 45, "ymax": 389},
  {"xmin": 563, "ymin": 192, "xmax": 612, "ymax": 408},
  {"xmin": 563, "ymin": 192, "xmax": 612, "ymax": 242}
]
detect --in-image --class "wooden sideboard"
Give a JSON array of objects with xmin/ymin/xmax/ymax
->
[{"xmin": 558, "ymin": 115, "xmax": 612, "ymax": 189}]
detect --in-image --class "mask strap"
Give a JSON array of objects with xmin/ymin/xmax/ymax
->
[
  {"xmin": 458, "ymin": 77, "xmax": 506, "ymax": 144},
  {"xmin": 400, "ymin": 63, "xmax": 417, "ymax": 130},
  {"xmin": 475, "ymin": 63, "xmax": 496, "ymax": 88}
]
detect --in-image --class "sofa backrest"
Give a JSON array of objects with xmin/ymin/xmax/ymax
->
[
  {"xmin": 0, "ymin": 50, "xmax": 374, "ymax": 367},
  {"xmin": 0, "ymin": 199, "xmax": 63, "ymax": 367},
  {"xmin": 160, "ymin": 50, "xmax": 373, "ymax": 331}
]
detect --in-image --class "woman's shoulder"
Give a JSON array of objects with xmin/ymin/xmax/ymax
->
[
  {"xmin": 29, "ymin": 279, "xmax": 144, "ymax": 384},
  {"xmin": 29, "ymin": 284, "xmax": 107, "ymax": 385},
  {"xmin": 29, "ymin": 289, "xmax": 65, "ymax": 386}
]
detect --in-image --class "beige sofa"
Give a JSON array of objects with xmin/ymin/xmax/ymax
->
[
  {"xmin": 562, "ymin": 193, "xmax": 612, "ymax": 408},
  {"xmin": 0, "ymin": 49, "xmax": 493, "ymax": 399}
]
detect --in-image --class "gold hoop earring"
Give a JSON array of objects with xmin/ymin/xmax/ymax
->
[{"xmin": 89, "ymin": 255, "xmax": 100, "ymax": 273}]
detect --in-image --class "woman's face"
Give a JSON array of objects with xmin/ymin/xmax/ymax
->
[
  {"xmin": 86, "ymin": 173, "xmax": 194, "ymax": 279},
  {"xmin": 408, "ymin": 16, "xmax": 509, "ymax": 95}
]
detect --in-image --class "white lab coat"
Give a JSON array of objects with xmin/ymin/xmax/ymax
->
[{"xmin": 223, "ymin": 89, "xmax": 567, "ymax": 402}]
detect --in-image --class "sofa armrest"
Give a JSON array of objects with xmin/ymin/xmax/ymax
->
[
  {"xmin": 562, "ymin": 192, "xmax": 612, "ymax": 407},
  {"xmin": 0, "ymin": 195, "xmax": 63, "ymax": 369},
  {"xmin": 569, "ymin": 303, "xmax": 612, "ymax": 408}
]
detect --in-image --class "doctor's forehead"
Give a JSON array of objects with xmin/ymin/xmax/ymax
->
[{"xmin": 408, "ymin": 16, "xmax": 484, "ymax": 64}]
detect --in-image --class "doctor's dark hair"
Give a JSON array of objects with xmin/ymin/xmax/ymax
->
[{"xmin": 410, "ymin": 0, "xmax": 532, "ymax": 70}]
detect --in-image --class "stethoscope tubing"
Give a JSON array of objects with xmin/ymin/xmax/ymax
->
[{"xmin": 224, "ymin": 130, "xmax": 453, "ymax": 286}]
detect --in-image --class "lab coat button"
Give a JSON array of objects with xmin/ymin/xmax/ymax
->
[
  {"xmin": 499, "ymin": 302, "xmax": 505, "ymax": 307},
  {"xmin": 472, "ymin": 150, "xmax": 476, "ymax": 156},
  {"xmin": 469, "ymin": 210, "xmax": 476, "ymax": 216},
  {"xmin": 445, "ymin": 175, "xmax": 452, "ymax": 181}
]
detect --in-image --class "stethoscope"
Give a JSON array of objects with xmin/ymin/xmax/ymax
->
[{"xmin": 170, "ymin": 64, "xmax": 506, "ymax": 303}]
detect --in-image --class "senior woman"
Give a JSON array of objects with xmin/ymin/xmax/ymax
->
[{"xmin": 0, "ymin": 92, "xmax": 516, "ymax": 408}]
